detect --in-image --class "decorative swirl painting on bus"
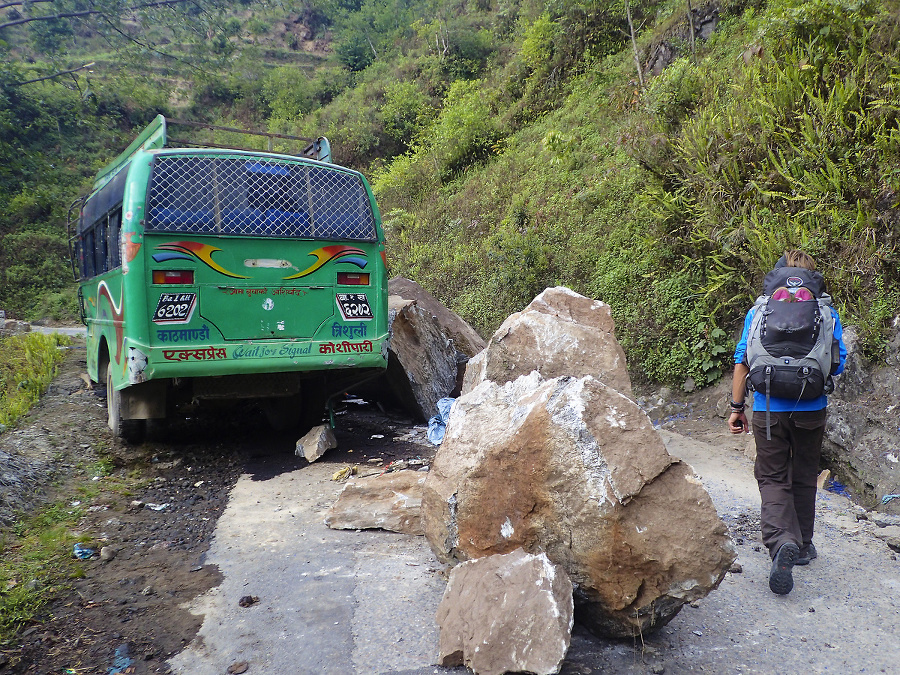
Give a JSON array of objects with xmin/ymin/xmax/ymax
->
[{"xmin": 152, "ymin": 241, "xmax": 250, "ymax": 279}]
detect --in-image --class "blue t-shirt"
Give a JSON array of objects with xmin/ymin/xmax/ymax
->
[{"xmin": 733, "ymin": 306, "xmax": 847, "ymax": 412}]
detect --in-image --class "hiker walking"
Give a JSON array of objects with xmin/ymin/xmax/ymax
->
[{"xmin": 728, "ymin": 250, "xmax": 847, "ymax": 595}]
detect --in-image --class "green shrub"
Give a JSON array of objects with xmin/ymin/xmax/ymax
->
[{"xmin": 0, "ymin": 332, "xmax": 70, "ymax": 429}]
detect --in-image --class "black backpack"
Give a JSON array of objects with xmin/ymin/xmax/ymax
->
[{"xmin": 744, "ymin": 266, "xmax": 840, "ymax": 437}]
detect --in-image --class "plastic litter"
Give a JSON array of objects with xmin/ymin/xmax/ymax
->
[
  {"xmin": 881, "ymin": 494, "xmax": 900, "ymax": 505},
  {"xmin": 107, "ymin": 643, "xmax": 133, "ymax": 674},
  {"xmin": 825, "ymin": 479, "xmax": 852, "ymax": 498},
  {"xmin": 427, "ymin": 397, "xmax": 455, "ymax": 446},
  {"xmin": 73, "ymin": 543, "xmax": 94, "ymax": 560}
]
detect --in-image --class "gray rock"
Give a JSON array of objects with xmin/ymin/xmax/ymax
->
[
  {"xmin": 387, "ymin": 278, "xmax": 485, "ymax": 358},
  {"xmin": 324, "ymin": 470, "xmax": 425, "ymax": 534},
  {"xmin": 873, "ymin": 525, "xmax": 900, "ymax": 552},
  {"xmin": 387, "ymin": 296, "xmax": 459, "ymax": 420},
  {"xmin": 437, "ymin": 548, "xmax": 573, "ymax": 675},
  {"xmin": 295, "ymin": 424, "xmax": 337, "ymax": 462}
]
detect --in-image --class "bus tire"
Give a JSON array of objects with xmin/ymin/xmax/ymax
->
[
  {"xmin": 106, "ymin": 363, "xmax": 145, "ymax": 444},
  {"xmin": 263, "ymin": 392, "xmax": 305, "ymax": 432}
]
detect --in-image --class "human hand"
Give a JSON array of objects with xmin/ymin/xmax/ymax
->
[{"xmin": 728, "ymin": 410, "xmax": 749, "ymax": 434}]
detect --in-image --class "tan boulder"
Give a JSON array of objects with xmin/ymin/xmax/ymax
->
[
  {"xmin": 324, "ymin": 470, "xmax": 425, "ymax": 535},
  {"xmin": 462, "ymin": 287, "xmax": 631, "ymax": 396},
  {"xmin": 382, "ymin": 296, "xmax": 459, "ymax": 421},
  {"xmin": 295, "ymin": 424, "xmax": 337, "ymax": 462},
  {"xmin": 388, "ymin": 277, "xmax": 485, "ymax": 358},
  {"xmin": 437, "ymin": 548, "xmax": 573, "ymax": 675},
  {"xmin": 422, "ymin": 373, "xmax": 735, "ymax": 638}
]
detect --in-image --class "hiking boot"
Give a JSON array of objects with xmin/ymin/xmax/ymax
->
[
  {"xmin": 796, "ymin": 542, "xmax": 818, "ymax": 566},
  {"xmin": 769, "ymin": 542, "xmax": 799, "ymax": 595}
]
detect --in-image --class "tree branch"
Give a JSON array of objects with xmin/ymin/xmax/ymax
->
[
  {"xmin": 0, "ymin": 0, "xmax": 52, "ymax": 11},
  {"xmin": 0, "ymin": 0, "xmax": 193, "ymax": 31},
  {"xmin": 10, "ymin": 61, "xmax": 94, "ymax": 86},
  {"xmin": 96, "ymin": 10, "xmax": 207, "ymax": 73}
]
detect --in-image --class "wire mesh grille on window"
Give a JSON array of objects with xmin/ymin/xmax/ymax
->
[{"xmin": 145, "ymin": 155, "xmax": 377, "ymax": 240}]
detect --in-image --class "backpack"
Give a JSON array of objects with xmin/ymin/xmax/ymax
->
[{"xmin": 744, "ymin": 266, "xmax": 841, "ymax": 437}]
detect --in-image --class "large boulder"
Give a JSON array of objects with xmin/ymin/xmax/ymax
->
[
  {"xmin": 437, "ymin": 548, "xmax": 573, "ymax": 675},
  {"xmin": 462, "ymin": 287, "xmax": 631, "ymax": 396},
  {"xmin": 381, "ymin": 295, "xmax": 459, "ymax": 421},
  {"xmin": 422, "ymin": 373, "xmax": 735, "ymax": 638},
  {"xmin": 388, "ymin": 277, "xmax": 485, "ymax": 358},
  {"xmin": 360, "ymin": 279, "xmax": 485, "ymax": 421}
]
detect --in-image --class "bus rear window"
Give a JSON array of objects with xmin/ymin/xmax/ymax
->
[{"xmin": 144, "ymin": 155, "xmax": 377, "ymax": 241}]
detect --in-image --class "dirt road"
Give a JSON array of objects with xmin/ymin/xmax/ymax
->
[{"xmin": 3, "ymin": 342, "xmax": 900, "ymax": 674}]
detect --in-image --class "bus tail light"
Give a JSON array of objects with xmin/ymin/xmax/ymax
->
[
  {"xmin": 153, "ymin": 269, "xmax": 195, "ymax": 284},
  {"xmin": 337, "ymin": 272, "xmax": 369, "ymax": 285}
]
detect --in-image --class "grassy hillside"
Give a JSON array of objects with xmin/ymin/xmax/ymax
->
[
  {"xmin": 365, "ymin": 0, "xmax": 900, "ymax": 386},
  {"xmin": 1, "ymin": 0, "xmax": 898, "ymax": 388}
]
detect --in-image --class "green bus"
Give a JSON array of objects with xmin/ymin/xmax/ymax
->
[{"xmin": 69, "ymin": 115, "xmax": 389, "ymax": 442}]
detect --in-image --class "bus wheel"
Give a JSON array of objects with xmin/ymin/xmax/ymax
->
[
  {"xmin": 106, "ymin": 364, "xmax": 145, "ymax": 444},
  {"xmin": 262, "ymin": 392, "xmax": 305, "ymax": 432}
]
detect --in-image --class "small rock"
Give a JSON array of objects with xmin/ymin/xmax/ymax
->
[
  {"xmin": 238, "ymin": 595, "xmax": 259, "ymax": 608},
  {"xmin": 227, "ymin": 662, "xmax": 249, "ymax": 674},
  {"xmin": 873, "ymin": 525, "xmax": 900, "ymax": 551},
  {"xmin": 295, "ymin": 424, "xmax": 337, "ymax": 463},
  {"xmin": 650, "ymin": 665, "xmax": 666, "ymax": 675},
  {"xmin": 689, "ymin": 600, "xmax": 701, "ymax": 608},
  {"xmin": 100, "ymin": 546, "xmax": 118, "ymax": 562},
  {"xmin": 130, "ymin": 500, "xmax": 144, "ymax": 509},
  {"xmin": 141, "ymin": 586, "xmax": 154, "ymax": 596},
  {"xmin": 728, "ymin": 562, "xmax": 743, "ymax": 573}
]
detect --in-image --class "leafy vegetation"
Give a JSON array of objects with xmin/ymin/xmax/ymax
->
[
  {"xmin": 0, "ymin": 0, "xmax": 898, "ymax": 388},
  {"xmin": 0, "ymin": 332, "xmax": 71, "ymax": 429}
]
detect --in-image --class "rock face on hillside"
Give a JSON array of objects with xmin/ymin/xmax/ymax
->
[
  {"xmin": 462, "ymin": 287, "xmax": 631, "ymax": 397},
  {"xmin": 825, "ymin": 321, "xmax": 900, "ymax": 515},
  {"xmin": 422, "ymin": 372, "xmax": 736, "ymax": 638}
]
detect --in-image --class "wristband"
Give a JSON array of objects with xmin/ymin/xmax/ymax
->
[{"xmin": 730, "ymin": 400, "xmax": 745, "ymax": 412}]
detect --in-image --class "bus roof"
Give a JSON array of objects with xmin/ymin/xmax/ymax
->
[
  {"xmin": 92, "ymin": 114, "xmax": 167, "ymax": 191},
  {"xmin": 91, "ymin": 116, "xmax": 332, "ymax": 192}
]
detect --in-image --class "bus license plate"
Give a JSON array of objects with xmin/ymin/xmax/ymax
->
[
  {"xmin": 336, "ymin": 293, "xmax": 373, "ymax": 321},
  {"xmin": 152, "ymin": 292, "xmax": 197, "ymax": 324}
]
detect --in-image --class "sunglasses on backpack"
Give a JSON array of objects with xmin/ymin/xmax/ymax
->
[{"xmin": 771, "ymin": 286, "xmax": 814, "ymax": 302}]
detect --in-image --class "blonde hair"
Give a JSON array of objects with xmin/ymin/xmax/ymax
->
[{"xmin": 784, "ymin": 249, "xmax": 816, "ymax": 270}]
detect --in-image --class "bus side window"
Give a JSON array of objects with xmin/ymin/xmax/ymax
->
[
  {"xmin": 74, "ymin": 236, "xmax": 85, "ymax": 280},
  {"xmin": 83, "ymin": 228, "xmax": 96, "ymax": 278},
  {"xmin": 95, "ymin": 218, "xmax": 109, "ymax": 274},
  {"xmin": 108, "ymin": 209, "xmax": 122, "ymax": 269}
]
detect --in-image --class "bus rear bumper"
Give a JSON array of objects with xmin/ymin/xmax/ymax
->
[{"xmin": 139, "ymin": 339, "xmax": 388, "ymax": 381}]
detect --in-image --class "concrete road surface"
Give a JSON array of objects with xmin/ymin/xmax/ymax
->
[{"xmin": 169, "ymin": 429, "xmax": 900, "ymax": 674}]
